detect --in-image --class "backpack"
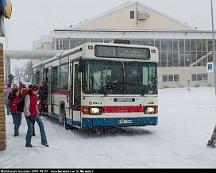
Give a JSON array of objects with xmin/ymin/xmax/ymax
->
[{"xmin": 17, "ymin": 96, "xmax": 26, "ymax": 112}]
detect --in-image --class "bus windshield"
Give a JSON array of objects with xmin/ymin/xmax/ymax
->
[{"xmin": 83, "ymin": 60, "xmax": 158, "ymax": 95}]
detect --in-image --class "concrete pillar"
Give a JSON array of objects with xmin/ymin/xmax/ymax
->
[
  {"xmin": 0, "ymin": 43, "xmax": 6, "ymax": 151},
  {"xmin": 4, "ymin": 55, "xmax": 11, "ymax": 83}
]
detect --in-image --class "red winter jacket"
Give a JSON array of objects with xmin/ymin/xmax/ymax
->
[
  {"xmin": 10, "ymin": 96, "xmax": 20, "ymax": 113},
  {"xmin": 29, "ymin": 93, "xmax": 39, "ymax": 116}
]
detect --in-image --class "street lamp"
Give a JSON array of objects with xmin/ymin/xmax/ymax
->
[{"xmin": 211, "ymin": 0, "xmax": 216, "ymax": 94}]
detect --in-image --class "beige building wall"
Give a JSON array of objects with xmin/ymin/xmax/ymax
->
[
  {"xmin": 158, "ymin": 67, "xmax": 213, "ymax": 89},
  {"xmin": 0, "ymin": 43, "xmax": 6, "ymax": 151},
  {"xmin": 77, "ymin": 3, "xmax": 191, "ymax": 31}
]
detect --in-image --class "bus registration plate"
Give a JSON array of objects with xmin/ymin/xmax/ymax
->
[{"xmin": 114, "ymin": 98, "xmax": 135, "ymax": 102}]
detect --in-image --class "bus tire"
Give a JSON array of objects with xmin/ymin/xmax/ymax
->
[{"xmin": 59, "ymin": 104, "xmax": 69, "ymax": 130}]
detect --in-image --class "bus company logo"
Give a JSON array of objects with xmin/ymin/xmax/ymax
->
[
  {"xmin": 89, "ymin": 101, "xmax": 102, "ymax": 105},
  {"xmin": 118, "ymin": 119, "xmax": 133, "ymax": 124}
]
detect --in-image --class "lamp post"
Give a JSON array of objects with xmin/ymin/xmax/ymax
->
[{"xmin": 211, "ymin": 0, "xmax": 216, "ymax": 94}]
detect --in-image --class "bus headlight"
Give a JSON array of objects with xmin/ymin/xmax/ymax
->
[
  {"xmin": 145, "ymin": 106, "xmax": 157, "ymax": 114},
  {"xmin": 90, "ymin": 107, "xmax": 102, "ymax": 115}
]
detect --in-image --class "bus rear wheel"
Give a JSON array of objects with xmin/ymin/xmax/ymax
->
[{"xmin": 59, "ymin": 107, "xmax": 69, "ymax": 130}]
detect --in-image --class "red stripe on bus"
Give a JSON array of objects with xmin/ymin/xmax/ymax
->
[
  {"xmin": 49, "ymin": 91, "xmax": 69, "ymax": 95},
  {"xmin": 102, "ymin": 106, "xmax": 144, "ymax": 113}
]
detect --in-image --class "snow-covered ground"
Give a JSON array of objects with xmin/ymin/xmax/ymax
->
[{"xmin": 1, "ymin": 87, "xmax": 216, "ymax": 168}]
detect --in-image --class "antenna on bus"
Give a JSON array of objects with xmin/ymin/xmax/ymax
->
[{"xmin": 112, "ymin": 39, "xmax": 130, "ymax": 44}]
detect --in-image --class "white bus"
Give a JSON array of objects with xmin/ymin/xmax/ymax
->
[{"xmin": 32, "ymin": 41, "xmax": 159, "ymax": 129}]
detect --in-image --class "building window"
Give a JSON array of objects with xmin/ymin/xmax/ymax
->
[
  {"xmin": 174, "ymin": 75, "xmax": 179, "ymax": 82},
  {"xmin": 162, "ymin": 74, "xmax": 179, "ymax": 82},
  {"xmin": 192, "ymin": 74, "xmax": 197, "ymax": 81},
  {"xmin": 162, "ymin": 75, "xmax": 168, "ymax": 82},
  {"xmin": 130, "ymin": 11, "xmax": 135, "ymax": 19},
  {"xmin": 191, "ymin": 73, "xmax": 208, "ymax": 81}
]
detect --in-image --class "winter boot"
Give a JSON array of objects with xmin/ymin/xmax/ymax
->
[{"xmin": 207, "ymin": 139, "xmax": 216, "ymax": 148}]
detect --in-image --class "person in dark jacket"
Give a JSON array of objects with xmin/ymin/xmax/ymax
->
[
  {"xmin": 38, "ymin": 81, "xmax": 48, "ymax": 115},
  {"xmin": 10, "ymin": 88, "xmax": 22, "ymax": 136},
  {"xmin": 24, "ymin": 84, "xmax": 49, "ymax": 148},
  {"xmin": 207, "ymin": 126, "xmax": 216, "ymax": 148}
]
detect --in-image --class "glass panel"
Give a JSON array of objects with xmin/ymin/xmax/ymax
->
[
  {"xmin": 59, "ymin": 64, "xmax": 69, "ymax": 91},
  {"xmin": 173, "ymin": 52, "xmax": 178, "ymax": 67},
  {"xmin": 163, "ymin": 75, "xmax": 167, "ymax": 82},
  {"xmin": 52, "ymin": 67, "xmax": 59, "ymax": 91},
  {"xmin": 130, "ymin": 11, "xmax": 135, "ymax": 19},
  {"xmin": 192, "ymin": 74, "xmax": 196, "ymax": 81},
  {"xmin": 155, "ymin": 40, "xmax": 160, "ymax": 52},
  {"xmin": 173, "ymin": 40, "xmax": 178, "ymax": 51},
  {"xmin": 191, "ymin": 40, "xmax": 196, "ymax": 52},
  {"xmin": 185, "ymin": 54, "xmax": 191, "ymax": 67},
  {"xmin": 179, "ymin": 40, "xmax": 184, "ymax": 53},
  {"xmin": 208, "ymin": 40, "xmax": 213, "ymax": 51},
  {"xmin": 202, "ymin": 40, "xmax": 208, "ymax": 52},
  {"xmin": 168, "ymin": 52, "xmax": 173, "ymax": 66},
  {"xmin": 83, "ymin": 60, "xmax": 158, "ymax": 95},
  {"xmin": 83, "ymin": 60, "xmax": 123, "ymax": 94},
  {"xmin": 196, "ymin": 40, "xmax": 202, "ymax": 52},
  {"xmin": 168, "ymin": 75, "xmax": 173, "ymax": 82},
  {"xmin": 161, "ymin": 40, "xmax": 167, "ymax": 50},
  {"xmin": 74, "ymin": 64, "xmax": 81, "ymax": 110},
  {"xmin": 161, "ymin": 52, "xmax": 167, "ymax": 67},
  {"xmin": 167, "ymin": 40, "xmax": 172, "ymax": 52},
  {"xmin": 180, "ymin": 55, "xmax": 185, "ymax": 67},
  {"xmin": 203, "ymin": 73, "xmax": 208, "ymax": 81},
  {"xmin": 174, "ymin": 75, "xmax": 179, "ymax": 82},
  {"xmin": 191, "ymin": 53, "xmax": 197, "ymax": 65},
  {"xmin": 185, "ymin": 40, "xmax": 191, "ymax": 53},
  {"xmin": 197, "ymin": 74, "xmax": 202, "ymax": 81}
]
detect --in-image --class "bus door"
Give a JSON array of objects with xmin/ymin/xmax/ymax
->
[
  {"xmin": 47, "ymin": 67, "xmax": 53, "ymax": 115},
  {"xmin": 72, "ymin": 61, "xmax": 82, "ymax": 125},
  {"xmin": 69, "ymin": 62, "xmax": 73, "ymax": 123}
]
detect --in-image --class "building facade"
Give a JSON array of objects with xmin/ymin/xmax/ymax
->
[{"xmin": 33, "ymin": 2, "xmax": 215, "ymax": 89}]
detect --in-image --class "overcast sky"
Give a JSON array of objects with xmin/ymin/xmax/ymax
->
[
  {"xmin": 3, "ymin": 0, "xmax": 216, "ymax": 50},
  {"xmin": 2, "ymin": 0, "xmax": 216, "ymax": 73}
]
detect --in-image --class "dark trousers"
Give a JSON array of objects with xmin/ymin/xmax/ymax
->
[{"xmin": 11, "ymin": 112, "xmax": 22, "ymax": 136}]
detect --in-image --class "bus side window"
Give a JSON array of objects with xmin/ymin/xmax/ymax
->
[{"xmin": 74, "ymin": 64, "xmax": 81, "ymax": 111}]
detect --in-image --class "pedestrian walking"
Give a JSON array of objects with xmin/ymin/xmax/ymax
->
[
  {"xmin": 207, "ymin": 125, "xmax": 216, "ymax": 148},
  {"xmin": 9, "ymin": 88, "xmax": 22, "ymax": 136},
  {"xmin": 24, "ymin": 84, "xmax": 49, "ymax": 148},
  {"xmin": 28, "ymin": 84, "xmax": 36, "ymax": 136}
]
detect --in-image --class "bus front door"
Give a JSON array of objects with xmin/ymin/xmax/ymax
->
[{"xmin": 72, "ymin": 62, "xmax": 81, "ymax": 126}]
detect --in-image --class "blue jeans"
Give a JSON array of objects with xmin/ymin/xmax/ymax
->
[
  {"xmin": 25, "ymin": 115, "xmax": 48, "ymax": 146},
  {"xmin": 5, "ymin": 104, "xmax": 10, "ymax": 115},
  {"xmin": 11, "ymin": 112, "xmax": 22, "ymax": 136}
]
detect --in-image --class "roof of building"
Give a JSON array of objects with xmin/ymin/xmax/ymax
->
[{"xmin": 56, "ymin": 1, "xmax": 192, "ymax": 31}]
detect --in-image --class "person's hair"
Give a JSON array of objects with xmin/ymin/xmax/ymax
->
[
  {"xmin": 10, "ymin": 88, "xmax": 19, "ymax": 102},
  {"xmin": 32, "ymin": 84, "xmax": 40, "ymax": 91},
  {"xmin": 7, "ymin": 84, "xmax": 11, "ymax": 88}
]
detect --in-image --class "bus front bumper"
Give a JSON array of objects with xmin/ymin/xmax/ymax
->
[{"xmin": 82, "ymin": 117, "xmax": 158, "ymax": 128}]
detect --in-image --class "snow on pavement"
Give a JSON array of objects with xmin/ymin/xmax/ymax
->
[{"xmin": 1, "ymin": 87, "xmax": 216, "ymax": 168}]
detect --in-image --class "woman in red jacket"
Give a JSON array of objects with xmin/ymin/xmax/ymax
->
[
  {"xmin": 10, "ymin": 88, "xmax": 22, "ymax": 136},
  {"xmin": 24, "ymin": 84, "xmax": 49, "ymax": 148}
]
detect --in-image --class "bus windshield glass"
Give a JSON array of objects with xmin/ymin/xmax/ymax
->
[
  {"xmin": 83, "ymin": 60, "xmax": 158, "ymax": 95},
  {"xmin": 95, "ymin": 45, "xmax": 150, "ymax": 60}
]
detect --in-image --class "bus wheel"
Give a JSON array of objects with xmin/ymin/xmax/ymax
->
[{"xmin": 60, "ymin": 107, "xmax": 69, "ymax": 130}]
